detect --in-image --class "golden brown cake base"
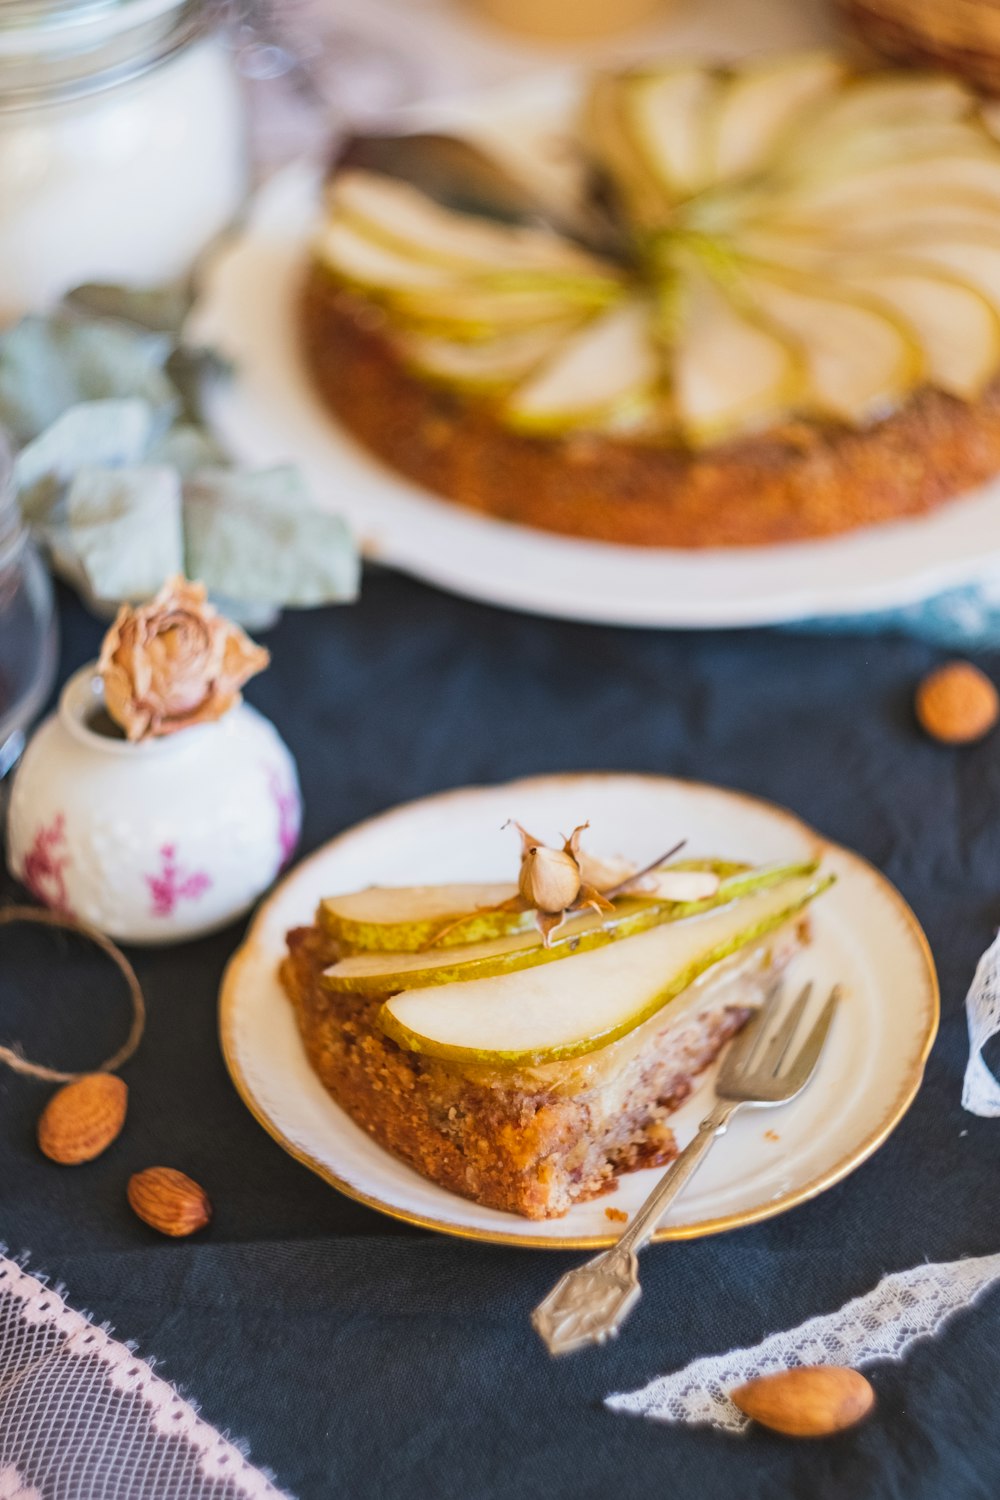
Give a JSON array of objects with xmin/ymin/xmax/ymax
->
[
  {"xmin": 300, "ymin": 267, "xmax": 1000, "ymax": 549},
  {"xmin": 280, "ymin": 921, "xmax": 767, "ymax": 1220}
]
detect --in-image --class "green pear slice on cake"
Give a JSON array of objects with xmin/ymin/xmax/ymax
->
[
  {"xmin": 503, "ymin": 300, "xmax": 659, "ymax": 433},
  {"xmin": 322, "ymin": 860, "xmax": 818, "ymax": 993},
  {"xmin": 786, "ymin": 73, "xmax": 971, "ymax": 145},
  {"xmin": 735, "ymin": 266, "xmax": 923, "ymax": 423},
  {"xmin": 767, "ymin": 154, "xmax": 1000, "ymax": 232},
  {"xmin": 331, "ymin": 169, "xmax": 611, "ymax": 276},
  {"xmin": 626, "ymin": 64, "xmax": 719, "ymax": 199},
  {"xmin": 379, "ymin": 872, "xmax": 831, "ymax": 1067},
  {"xmin": 400, "ymin": 324, "xmax": 581, "ymax": 391},
  {"xmin": 670, "ymin": 265, "xmax": 803, "ymax": 444},
  {"xmin": 895, "ymin": 232, "xmax": 1000, "ymax": 309},
  {"xmin": 315, "ymin": 219, "xmax": 456, "ymax": 294},
  {"xmin": 319, "ymin": 883, "xmax": 527, "ymax": 951},
  {"xmin": 705, "ymin": 51, "xmax": 845, "ymax": 183},
  {"xmin": 833, "ymin": 260, "xmax": 1000, "ymax": 400}
]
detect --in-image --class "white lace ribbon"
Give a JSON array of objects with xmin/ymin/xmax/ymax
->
[
  {"xmin": 607, "ymin": 1251, "xmax": 1000, "ymax": 1432},
  {"xmin": 0, "ymin": 1253, "xmax": 289, "ymax": 1499},
  {"xmin": 963, "ymin": 928, "xmax": 1000, "ymax": 1116}
]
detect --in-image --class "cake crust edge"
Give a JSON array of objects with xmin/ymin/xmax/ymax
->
[{"xmin": 300, "ymin": 265, "xmax": 1000, "ymax": 549}]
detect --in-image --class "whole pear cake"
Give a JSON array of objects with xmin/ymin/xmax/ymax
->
[{"xmin": 300, "ymin": 52, "xmax": 1000, "ymax": 548}]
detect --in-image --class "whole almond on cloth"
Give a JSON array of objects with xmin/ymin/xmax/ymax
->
[
  {"xmin": 127, "ymin": 1167, "xmax": 212, "ymax": 1237},
  {"xmin": 37, "ymin": 1074, "xmax": 128, "ymax": 1164},
  {"xmin": 916, "ymin": 661, "xmax": 999, "ymax": 744},
  {"xmin": 731, "ymin": 1366, "xmax": 874, "ymax": 1437}
]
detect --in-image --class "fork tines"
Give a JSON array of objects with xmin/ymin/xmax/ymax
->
[{"xmin": 719, "ymin": 980, "xmax": 841, "ymax": 1103}]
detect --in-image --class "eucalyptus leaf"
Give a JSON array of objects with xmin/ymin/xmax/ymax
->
[
  {"xmin": 15, "ymin": 399, "xmax": 157, "ymax": 523},
  {"xmin": 183, "ymin": 466, "xmax": 360, "ymax": 605},
  {"xmin": 147, "ymin": 422, "xmax": 229, "ymax": 476},
  {"xmin": 0, "ymin": 314, "xmax": 177, "ymax": 444},
  {"xmin": 64, "ymin": 280, "xmax": 194, "ymax": 335},
  {"xmin": 53, "ymin": 464, "xmax": 184, "ymax": 603},
  {"xmin": 165, "ymin": 344, "xmax": 234, "ymax": 426}
]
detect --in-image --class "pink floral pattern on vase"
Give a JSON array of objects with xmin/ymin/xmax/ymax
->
[
  {"xmin": 21, "ymin": 814, "xmax": 73, "ymax": 916},
  {"xmin": 267, "ymin": 766, "xmax": 301, "ymax": 869},
  {"xmin": 145, "ymin": 845, "xmax": 212, "ymax": 919}
]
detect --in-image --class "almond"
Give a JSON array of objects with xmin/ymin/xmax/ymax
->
[
  {"xmin": 38, "ymin": 1073, "xmax": 128, "ymax": 1165},
  {"xmin": 731, "ymin": 1366, "xmax": 875, "ymax": 1437},
  {"xmin": 127, "ymin": 1167, "xmax": 212, "ymax": 1238},
  {"xmin": 916, "ymin": 661, "xmax": 999, "ymax": 744}
]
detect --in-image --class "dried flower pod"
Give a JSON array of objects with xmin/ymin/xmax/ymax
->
[
  {"xmin": 915, "ymin": 661, "xmax": 999, "ymax": 745},
  {"xmin": 505, "ymin": 820, "xmax": 615, "ymax": 945},
  {"xmin": 576, "ymin": 850, "xmax": 637, "ymax": 892},
  {"xmin": 516, "ymin": 827, "xmax": 583, "ymax": 913},
  {"xmin": 98, "ymin": 576, "xmax": 269, "ymax": 741},
  {"xmin": 38, "ymin": 1073, "xmax": 128, "ymax": 1165},
  {"xmin": 127, "ymin": 1167, "xmax": 212, "ymax": 1237}
]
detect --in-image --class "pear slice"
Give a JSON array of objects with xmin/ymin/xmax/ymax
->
[
  {"xmin": 316, "ymin": 219, "xmax": 454, "ymax": 293},
  {"xmin": 399, "ymin": 324, "xmax": 580, "ymax": 392},
  {"xmin": 331, "ymin": 169, "xmax": 609, "ymax": 276},
  {"xmin": 387, "ymin": 281, "xmax": 617, "ymax": 342},
  {"xmin": 738, "ymin": 266, "xmax": 923, "ymax": 423},
  {"xmin": 379, "ymin": 873, "xmax": 831, "ymax": 1066},
  {"xmin": 670, "ymin": 264, "xmax": 804, "ymax": 445},
  {"xmin": 893, "ymin": 231, "xmax": 1000, "ymax": 310},
  {"xmin": 582, "ymin": 73, "xmax": 673, "ymax": 231},
  {"xmin": 706, "ymin": 51, "xmax": 845, "ymax": 183},
  {"xmin": 323, "ymin": 861, "xmax": 818, "ymax": 994},
  {"xmin": 502, "ymin": 301, "xmax": 660, "ymax": 434},
  {"xmin": 789, "ymin": 73, "xmax": 972, "ymax": 142},
  {"xmin": 828, "ymin": 194, "xmax": 1000, "ymax": 248},
  {"xmin": 784, "ymin": 122, "xmax": 992, "ymax": 187},
  {"xmin": 319, "ymin": 883, "xmax": 526, "ymax": 952},
  {"xmin": 626, "ymin": 64, "xmax": 719, "ymax": 200},
  {"xmin": 834, "ymin": 259, "xmax": 1000, "ymax": 400},
  {"xmin": 768, "ymin": 153, "xmax": 1000, "ymax": 231}
]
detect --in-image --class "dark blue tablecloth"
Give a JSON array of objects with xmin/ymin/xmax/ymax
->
[{"xmin": 3, "ymin": 575, "xmax": 999, "ymax": 1500}]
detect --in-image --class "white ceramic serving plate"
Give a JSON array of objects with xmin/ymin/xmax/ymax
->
[
  {"xmin": 219, "ymin": 773, "xmax": 938, "ymax": 1249},
  {"xmin": 189, "ymin": 66, "xmax": 1000, "ymax": 630}
]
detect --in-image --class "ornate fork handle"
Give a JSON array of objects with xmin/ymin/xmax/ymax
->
[{"xmin": 531, "ymin": 1098, "xmax": 740, "ymax": 1356}]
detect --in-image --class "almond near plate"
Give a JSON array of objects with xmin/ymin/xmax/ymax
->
[{"xmin": 218, "ymin": 772, "xmax": 938, "ymax": 1250}]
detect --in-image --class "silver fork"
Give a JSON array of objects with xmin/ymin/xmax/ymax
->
[{"xmin": 531, "ymin": 980, "xmax": 841, "ymax": 1357}]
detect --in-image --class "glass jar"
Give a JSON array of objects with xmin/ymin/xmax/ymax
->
[
  {"xmin": 0, "ymin": 0, "xmax": 249, "ymax": 320},
  {"xmin": 0, "ymin": 432, "xmax": 58, "ymax": 778}
]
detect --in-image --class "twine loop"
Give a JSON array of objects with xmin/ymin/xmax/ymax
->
[{"xmin": 0, "ymin": 906, "xmax": 145, "ymax": 1083}]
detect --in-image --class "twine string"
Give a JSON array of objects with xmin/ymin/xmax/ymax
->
[{"xmin": 0, "ymin": 906, "xmax": 145, "ymax": 1083}]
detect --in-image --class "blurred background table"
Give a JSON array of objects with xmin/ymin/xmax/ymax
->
[{"xmin": 3, "ymin": 576, "xmax": 998, "ymax": 1499}]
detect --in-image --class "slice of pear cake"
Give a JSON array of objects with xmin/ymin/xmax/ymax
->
[{"xmin": 281, "ymin": 864, "xmax": 831, "ymax": 1220}]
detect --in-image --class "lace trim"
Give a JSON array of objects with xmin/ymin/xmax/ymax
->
[
  {"xmin": 0, "ymin": 1253, "xmax": 289, "ymax": 1498},
  {"xmin": 963, "ymin": 928, "xmax": 1000, "ymax": 1116},
  {"xmin": 606, "ymin": 1251, "xmax": 1000, "ymax": 1432}
]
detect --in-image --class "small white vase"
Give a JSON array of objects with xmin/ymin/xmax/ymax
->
[{"xmin": 5, "ymin": 665, "xmax": 302, "ymax": 944}]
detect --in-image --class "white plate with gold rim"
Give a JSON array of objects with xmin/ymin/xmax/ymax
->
[
  {"xmin": 219, "ymin": 772, "xmax": 938, "ymax": 1249},
  {"xmin": 190, "ymin": 64, "xmax": 1000, "ymax": 630}
]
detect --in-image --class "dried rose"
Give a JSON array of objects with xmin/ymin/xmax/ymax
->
[{"xmin": 98, "ymin": 576, "xmax": 269, "ymax": 741}]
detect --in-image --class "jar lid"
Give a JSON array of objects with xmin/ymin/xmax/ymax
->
[{"xmin": 0, "ymin": 0, "xmax": 216, "ymax": 108}]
